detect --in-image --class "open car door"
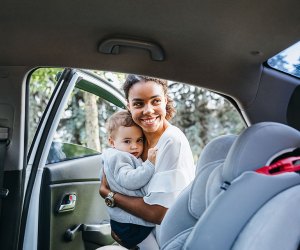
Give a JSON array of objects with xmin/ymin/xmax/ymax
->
[{"xmin": 20, "ymin": 69, "xmax": 126, "ymax": 250}]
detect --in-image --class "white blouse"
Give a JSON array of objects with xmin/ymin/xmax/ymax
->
[{"xmin": 143, "ymin": 125, "xmax": 195, "ymax": 208}]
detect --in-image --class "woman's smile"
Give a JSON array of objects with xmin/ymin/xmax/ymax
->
[{"xmin": 140, "ymin": 116, "xmax": 159, "ymax": 126}]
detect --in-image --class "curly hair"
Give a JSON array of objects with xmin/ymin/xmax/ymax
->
[
  {"xmin": 123, "ymin": 74, "xmax": 176, "ymax": 120},
  {"xmin": 106, "ymin": 110, "xmax": 138, "ymax": 138}
]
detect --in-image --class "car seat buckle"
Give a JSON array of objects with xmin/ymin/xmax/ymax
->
[{"xmin": 256, "ymin": 156, "xmax": 300, "ymax": 175}]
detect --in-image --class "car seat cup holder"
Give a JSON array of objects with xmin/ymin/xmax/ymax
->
[{"xmin": 256, "ymin": 156, "xmax": 300, "ymax": 175}]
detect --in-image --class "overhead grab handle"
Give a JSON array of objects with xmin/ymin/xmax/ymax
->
[{"xmin": 98, "ymin": 38, "xmax": 165, "ymax": 61}]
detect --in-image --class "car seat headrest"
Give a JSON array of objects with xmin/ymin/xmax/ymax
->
[
  {"xmin": 222, "ymin": 122, "xmax": 300, "ymax": 182},
  {"xmin": 196, "ymin": 134, "xmax": 238, "ymax": 176}
]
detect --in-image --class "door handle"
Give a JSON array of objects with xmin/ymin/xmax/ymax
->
[
  {"xmin": 65, "ymin": 224, "xmax": 82, "ymax": 241},
  {"xmin": 98, "ymin": 38, "xmax": 165, "ymax": 61},
  {"xmin": 57, "ymin": 193, "xmax": 77, "ymax": 213}
]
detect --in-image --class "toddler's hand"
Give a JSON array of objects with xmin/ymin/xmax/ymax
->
[{"xmin": 148, "ymin": 148, "xmax": 157, "ymax": 165}]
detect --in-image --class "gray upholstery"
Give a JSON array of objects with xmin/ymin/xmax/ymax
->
[
  {"xmin": 233, "ymin": 185, "xmax": 300, "ymax": 250},
  {"xmin": 205, "ymin": 164, "xmax": 223, "ymax": 208},
  {"xmin": 190, "ymin": 135, "xmax": 238, "ymax": 217},
  {"xmin": 158, "ymin": 183, "xmax": 197, "ymax": 248},
  {"xmin": 222, "ymin": 122, "xmax": 300, "ymax": 182},
  {"xmin": 159, "ymin": 135, "xmax": 237, "ymax": 249},
  {"xmin": 184, "ymin": 172, "xmax": 300, "ymax": 250},
  {"xmin": 195, "ymin": 135, "xmax": 238, "ymax": 176},
  {"xmin": 182, "ymin": 122, "xmax": 300, "ymax": 250},
  {"xmin": 160, "ymin": 122, "xmax": 300, "ymax": 250}
]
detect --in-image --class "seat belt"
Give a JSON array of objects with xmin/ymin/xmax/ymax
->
[{"xmin": 0, "ymin": 127, "xmax": 9, "ymax": 216}]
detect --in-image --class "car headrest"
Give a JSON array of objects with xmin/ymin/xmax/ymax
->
[
  {"xmin": 196, "ymin": 134, "xmax": 238, "ymax": 176},
  {"xmin": 222, "ymin": 122, "xmax": 300, "ymax": 182}
]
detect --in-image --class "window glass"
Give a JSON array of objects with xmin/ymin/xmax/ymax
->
[
  {"xmin": 93, "ymin": 71, "xmax": 246, "ymax": 162},
  {"xmin": 29, "ymin": 68, "xmax": 122, "ymax": 164},
  {"xmin": 51, "ymin": 87, "xmax": 120, "ymax": 155},
  {"xmin": 46, "ymin": 142, "xmax": 99, "ymax": 164},
  {"xmin": 168, "ymin": 82, "xmax": 245, "ymax": 161},
  {"xmin": 28, "ymin": 68, "xmax": 62, "ymax": 148},
  {"xmin": 29, "ymin": 68, "xmax": 245, "ymax": 164},
  {"xmin": 267, "ymin": 41, "xmax": 300, "ymax": 78}
]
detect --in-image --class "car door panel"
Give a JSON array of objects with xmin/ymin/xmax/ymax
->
[
  {"xmin": 22, "ymin": 69, "xmax": 125, "ymax": 250},
  {"xmin": 39, "ymin": 154, "xmax": 113, "ymax": 250}
]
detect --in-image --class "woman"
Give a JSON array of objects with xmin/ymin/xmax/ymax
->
[{"xmin": 100, "ymin": 74, "xmax": 195, "ymax": 249}]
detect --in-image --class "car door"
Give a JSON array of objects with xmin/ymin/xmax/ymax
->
[{"xmin": 21, "ymin": 68, "xmax": 126, "ymax": 250}]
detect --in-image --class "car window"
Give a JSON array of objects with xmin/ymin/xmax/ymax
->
[
  {"xmin": 267, "ymin": 41, "xmax": 300, "ymax": 78},
  {"xmin": 29, "ymin": 68, "xmax": 245, "ymax": 164},
  {"xmin": 47, "ymin": 86, "xmax": 121, "ymax": 164},
  {"xmin": 28, "ymin": 68, "xmax": 62, "ymax": 149},
  {"xmin": 167, "ymin": 82, "xmax": 245, "ymax": 161},
  {"xmin": 46, "ymin": 141, "xmax": 99, "ymax": 164},
  {"xmin": 29, "ymin": 68, "xmax": 123, "ymax": 164}
]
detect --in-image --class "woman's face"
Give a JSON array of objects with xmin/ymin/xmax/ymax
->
[{"xmin": 127, "ymin": 80, "xmax": 167, "ymax": 134}]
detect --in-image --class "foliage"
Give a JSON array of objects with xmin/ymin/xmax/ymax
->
[
  {"xmin": 169, "ymin": 82, "xmax": 244, "ymax": 161},
  {"xmin": 29, "ymin": 68, "xmax": 245, "ymax": 162},
  {"xmin": 28, "ymin": 68, "xmax": 62, "ymax": 147}
]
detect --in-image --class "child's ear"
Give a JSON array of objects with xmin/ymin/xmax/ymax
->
[{"xmin": 108, "ymin": 137, "xmax": 115, "ymax": 147}]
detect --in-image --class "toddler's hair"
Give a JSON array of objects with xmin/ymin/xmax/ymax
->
[{"xmin": 106, "ymin": 110, "xmax": 137, "ymax": 138}]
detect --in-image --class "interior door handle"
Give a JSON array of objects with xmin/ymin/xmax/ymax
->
[{"xmin": 57, "ymin": 193, "xmax": 77, "ymax": 213}]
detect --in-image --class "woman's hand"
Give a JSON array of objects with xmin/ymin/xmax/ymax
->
[
  {"xmin": 99, "ymin": 171, "xmax": 110, "ymax": 198},
  {"xmin": 147, "ymin": 147, "xmax": 158, "ymax": 165},
  {"xmin": 99, "ymin": 170, "xmax": 167, "ymax": 224}
]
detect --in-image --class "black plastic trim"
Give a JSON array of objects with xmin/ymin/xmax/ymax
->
[
  {"xmin": 287, "ymin": 85, "xmax": 300, "ymax": 131},
  {"xmin": 263, "ymin": 61, "xmax": 300, "ymax": 81},
  {"xmin": 0, "ymin": 170, "xmax": 23, "ymax": 250}
]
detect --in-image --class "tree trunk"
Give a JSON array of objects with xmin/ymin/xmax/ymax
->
[{"xmin": 83, "ymin": 92, "xmax": 101, "ymax": 152}]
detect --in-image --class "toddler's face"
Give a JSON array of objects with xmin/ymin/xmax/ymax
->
[{"xmin": 109, "ymin": 125, "xmax": 144, "ymax": 158}]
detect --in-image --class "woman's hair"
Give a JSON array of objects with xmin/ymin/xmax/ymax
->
[
  {"xmin": 106, "ymin": 110, "xmax": 138, "ymax": 138},
  {"xmin": 123, "ymin": 74, "xmax": 176, "ymax": 120}
]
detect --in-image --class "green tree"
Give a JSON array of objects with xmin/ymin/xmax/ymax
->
[
  {"xmin": 29, "ymin": 68, "xmax": 62, "ymax": 147},
  {"xmin": 169, "ymin": 82, "xmax": 245, "ymax": 161}
]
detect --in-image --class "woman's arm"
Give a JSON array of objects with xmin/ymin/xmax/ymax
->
[{"xmin": 99, "ymin": 173, "xmax": 167, "ymax": 224}]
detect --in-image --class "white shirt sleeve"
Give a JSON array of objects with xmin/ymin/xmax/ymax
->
[{"xmin": 143, "ymin": 126, "xmax": 195, "ymax": 208}]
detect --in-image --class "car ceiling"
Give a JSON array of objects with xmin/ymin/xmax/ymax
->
[{"xmin": 1, "ymin": 0, "xmax": 299, "ymax": 106}]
